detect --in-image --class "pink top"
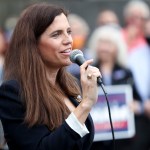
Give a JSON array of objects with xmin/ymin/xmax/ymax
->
[{"xmin": 122, "ymin": 29, "xmax": 147, "ymax": 53}]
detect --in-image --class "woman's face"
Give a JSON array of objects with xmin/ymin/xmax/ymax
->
[
  {"xmin": 96, "ymin": 39, "xmax": 117, "ymax": 63},
  {"xmin": 38, "ymin": 13, "xmax": 73, "ymax": 69}
]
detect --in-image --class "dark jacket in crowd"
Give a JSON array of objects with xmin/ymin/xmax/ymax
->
[{"xmin": 101, "ymin": 64, "xmax": 141, "ymax": 101}]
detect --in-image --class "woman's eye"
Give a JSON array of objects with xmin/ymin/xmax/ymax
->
[
  {"xmin": 67, "ymin": 30, "xmax": 72, "ymax": 35},
  {"xmin": 51, "ymin": 31, "xmax": 61, "ymax": 38},
  {"xmin": 52, "ymin": 33, "xmax": 59, "ymax": 38}
]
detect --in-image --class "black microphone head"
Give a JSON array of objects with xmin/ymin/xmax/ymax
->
[
  {"xmin": 70, "ymin": 49, "xmax": 86, "ymax": 66},
  {"xmin": 70, "ymin": 49, "xmax": 83, "ymax": 63}
]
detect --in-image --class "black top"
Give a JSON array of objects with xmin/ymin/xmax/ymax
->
[{"xmin": 0, "ymin": 80, "xmax": 94, "ymax": 150}]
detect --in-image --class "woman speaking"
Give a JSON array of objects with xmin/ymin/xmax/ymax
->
[{"xmin": 0, "ymin": 3, "xmax": 101, "ymax": 150}]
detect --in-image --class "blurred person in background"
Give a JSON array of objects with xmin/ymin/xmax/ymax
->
[
  {"xmin": 122, "ymin": 0, "xmax": 150, "ymax": 52},
  {"xmin": 88, "ymin": 25, "xmax": 150, "ymax": 150},
  {"xmin": 125, "ymin": 1, "xmax": 150, "ymax": 128},
  {"xmin": 96, "ymin": 10, "xmax": 120, "ymax": 29},
  {"xmin": 0, "ymin": 28, "xmax": 8, "ymax": 150},
  {"xmin": 144, "ymin": 18, "xmax": 150, "ymax": 106},
  {"xmin": 68, "ymin": 14, "xmax": 89, "ymax": 50},
  {"xmin": 123, "ymin": 3, "xmax": 150, "ymax": 146},
  {"xmin": 139, "ymin": 17, "xmax": 150, "ymax": 126},
  {"xmin": 4, "ymin": 16, "xmax": 18, "ymax": 44},
  {"xmin": 0, "ymin": 29, "xmax": 7, "ymax": 82},
  {"xmin": 67, "ymin": 14, "xmax": 90, "ymax": 79}
]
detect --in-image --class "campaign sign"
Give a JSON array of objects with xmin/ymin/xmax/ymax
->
[{"xmin": 91, "ymin": 85, "xmax": 135, "ymax": 141}]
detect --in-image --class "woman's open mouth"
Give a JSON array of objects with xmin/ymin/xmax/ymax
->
[{"xmin": 60, "ymin": 49, "xmax": 71, "ymax": 56}]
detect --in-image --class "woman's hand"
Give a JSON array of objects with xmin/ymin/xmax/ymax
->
[
  {"xmin": 73, "ymin": 59, "xmax": 101, "ymax": 125},
  {"xmin": 80, "ymin": 59, "xmax": 101, "ymax": 109}
]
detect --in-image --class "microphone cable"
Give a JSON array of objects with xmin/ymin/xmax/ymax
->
[{"xmin": 99, "ymin": 83, "xmax": 116, "ymax": 150}]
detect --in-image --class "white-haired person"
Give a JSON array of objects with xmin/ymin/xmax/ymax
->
[
  {"xmin": 67, "ymin": 13, "xmax": 91, "ymax": 80},
  {"xmin": 88, "ymin": 25, "xmax": 150, "ymax": 150},
  {"xmin": 122, "ymin": 0, "xmax": 150, "ymax": 52}
]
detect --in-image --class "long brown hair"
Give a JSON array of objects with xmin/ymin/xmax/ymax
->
[{"xmin": 4, "ymin": 3, "xmax": 81, "ymax": 130}]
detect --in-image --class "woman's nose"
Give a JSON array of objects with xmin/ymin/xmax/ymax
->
[{"xmin": 63, "ymin": 34, "xmax": 73, "ymax": 45}]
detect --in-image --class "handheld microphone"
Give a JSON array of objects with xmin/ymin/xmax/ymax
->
[{"xmin": 69, "ymin": 49, "xmax": 103, "ymax": 86}]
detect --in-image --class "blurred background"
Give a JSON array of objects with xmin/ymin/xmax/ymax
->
[
  {"xmin": 0, "ymin": 0, "xmax": 150, "ymax": 150},
  {"xmin": 0, "ymin": 0, "xmax": 149, "ymax": 31}
]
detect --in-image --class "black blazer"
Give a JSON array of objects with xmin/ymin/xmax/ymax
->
[{"xmin": 0, "ymin": 80, "xmax": 94, "ymax": 150}]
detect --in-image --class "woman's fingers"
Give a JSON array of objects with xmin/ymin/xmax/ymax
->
[
  {"xmin": 80, "ymin": 60, "xmax": 102, "ymax": 78},
  {"xmin": 87, "ymin": 66, "xmax": 102, "ymax": 78},
  {"xmin": 80, "ymin": 59, "xmax": 93, "ymax": 74}
]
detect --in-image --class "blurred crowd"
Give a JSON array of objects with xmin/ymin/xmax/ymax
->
[
  {"xmin": 0, "ymin": 15, "xmax": 22, "ymax": 149},
  {"xmin": 0, "ymin": 0, "xmax": 150, "ymax": 150},
  {"xmin": 68, "ymin": 0, "xmax": 150, "ymax": 150}
]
